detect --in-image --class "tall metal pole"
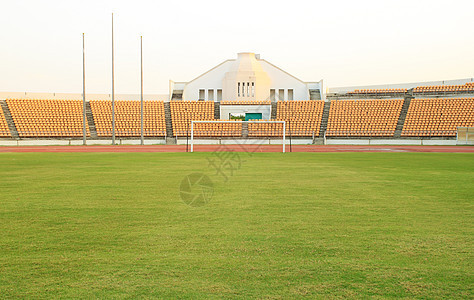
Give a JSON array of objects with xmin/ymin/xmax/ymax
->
[
  {"xmin": 190, "ymin": 121, "xmax": 194, "ymax": 153},
  {"xmin": 82, "ymin": 33, "xmax": 86, "ymax": 145},
  {"xmin": 282, "ymin": 121, "xmax": 286, "ymax": 153},
  {"xmin": 186, "ymin": 118, "xmax": 189, "ymax": 153},
  {"xmin": 285, "ymin": 102, "xmax": 291, "ymax": 152},
  {"xmin": 111, "ymin": 13, "xmax": 116, "ymax": 145},
  {"xmin": 185, "ymin": 108, "xmax": 189, "ymax": 152},
  {"xmin": 140, "ymin": 36, "xmax": 144, "ymax": 145},
  {"xmin": 289, "ymin": 119, "xmax": 292, "ymax": 152}
]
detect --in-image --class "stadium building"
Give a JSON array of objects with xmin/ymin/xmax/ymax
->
[{"xmin": 169, "ymin": 52, "xmax": 323, "ymax": 102}]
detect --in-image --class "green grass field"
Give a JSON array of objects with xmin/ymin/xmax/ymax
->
[{"xmin": 0, "ymin": 152, "xmax": 472, "ymax": 298}]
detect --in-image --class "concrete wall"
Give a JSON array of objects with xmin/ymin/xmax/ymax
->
[
  {"xmin": 0, "ymin": 139, "xmax": 166, "ymax": 146},
  {"xmin": 325, "ymin": 139, "xmax": 457, "ymax": 146},
  {"xmin": 177, "ymin": 138, "xmax": 313, "ymax": 145},
  {"xmin": 456, "ymin": 140, "xmax": 474, "ymax": 145},
  {"xmin": 0, "ymin": 138, "xmax": 461, "ymax": 146}
]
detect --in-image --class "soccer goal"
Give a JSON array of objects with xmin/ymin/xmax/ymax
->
[{"xmin": 190, "ymin": 120, "xmax": 286, "ymax": 152}]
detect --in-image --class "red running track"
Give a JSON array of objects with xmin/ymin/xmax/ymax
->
[{"xmin": 0, "ymin": 145, "xmax": 472, "ymax": 153}]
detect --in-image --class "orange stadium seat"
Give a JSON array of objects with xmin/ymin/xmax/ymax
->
[
  {"xmin": 402, "ymin": 98, "xmax": 474, "ymax": 137},
  {"xmin": 89, "ymin": 100, "xmax": 166, "ymax": 137},
  {"xmin": 6, "ymin": 99, "xmax": 89, "ymax": 138},
  {"xmin": 326, "ymin": 99, "xmax": 403, "ymax": 137}
]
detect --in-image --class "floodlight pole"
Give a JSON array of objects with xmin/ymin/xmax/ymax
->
[
  {"xmin": 82, "ymin": 33, "xmax": 86, "ymax": 145},
  {"xmin": 285, "ymin": 101, "xmax": 292, "ymax": 152},
  {"xmin": 282, "ymin": 121, "xmax": 286, "ymax": 153},
  {"xmin": 111, "ymin": 13, "xmax": 116, "ymax": 145},
  {"xmin": 186, "ymin": 120, "xmax": 189, "ymax": 152},
  {"xmin": 289, "ymin": 119, "xmax": 292, "ymax": 152},
  {"xmin": 140, "ymin": 35, "xmax": 144, "ymax": 145},
  {"xmin": 185, "ymin": 108, "xmax": 189, "ymax": 152}
]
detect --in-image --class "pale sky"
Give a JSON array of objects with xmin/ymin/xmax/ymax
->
[{"xmin": 1, "ymin": 0, "xmax": 473, "ymax": 94}]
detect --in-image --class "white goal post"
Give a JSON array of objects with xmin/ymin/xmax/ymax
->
[{"xmin": 190, "ymin": 120, "xmax": 286, "ymax": 152}]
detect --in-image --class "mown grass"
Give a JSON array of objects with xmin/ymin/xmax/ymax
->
[{"xmin": 0, "ymin": 152, "xmax": 472, "ymax": 298}]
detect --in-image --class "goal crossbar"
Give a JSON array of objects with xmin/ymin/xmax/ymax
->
[{"xmin": 190, "ymin": 120, "xmax": 286, "ymax": 152}]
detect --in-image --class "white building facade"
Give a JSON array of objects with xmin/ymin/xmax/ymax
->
[{"xmin": 170, "ymin": 53, "xmax": 323, "ymax": 102}]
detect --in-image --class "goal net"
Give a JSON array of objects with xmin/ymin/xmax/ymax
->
[{"xmin": 190, "ymin": 120, "xmax": 286, "ymax": 152}]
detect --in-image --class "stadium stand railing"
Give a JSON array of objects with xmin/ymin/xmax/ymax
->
[
  {"xmin": 402, "ymin": 98, "xmax": 474, "ymax": 137},
  {"xmin": 6, "ymin": 99, "xmax": 89, "ymax": 138},
  {"xmin": 326, "ymin": 99, "xmax": 404, "ymax": 137},
  {"xmin": 4, "ymin": 96, "xmax": 472, "ymax": 140},
  {"xmin": 90, "ymin": 100, "xmax": 166, "ymax": 137}
]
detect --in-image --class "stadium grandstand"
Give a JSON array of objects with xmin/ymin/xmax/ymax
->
[
  {"xmin": 0, "ymin": 54, "xmax": 472, "ymax": 146},
  {"xmin": 170, "ymin": 101, "xmax": 215, "ymax": 137},
  {"xmin": 326, "ymin": 99, "xmax": 403, "ymax": 137},
  {"xmin": 402, "ymin": 98, "xmax": 474, "ymax": 137},
  {"xmin": 1, "ymin": 95, "xmax": 471, "ymax": 143},
  {"xmin": 6, "ymin": 99, "xmax": 89, "ymax": 138},
  {"xmin": 90, "ymin": 100, "xmax": 166, "ymax": 137},
  {"xmin": 276, "ymin": 100, "xmax": 324, "ymax": 137}
]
